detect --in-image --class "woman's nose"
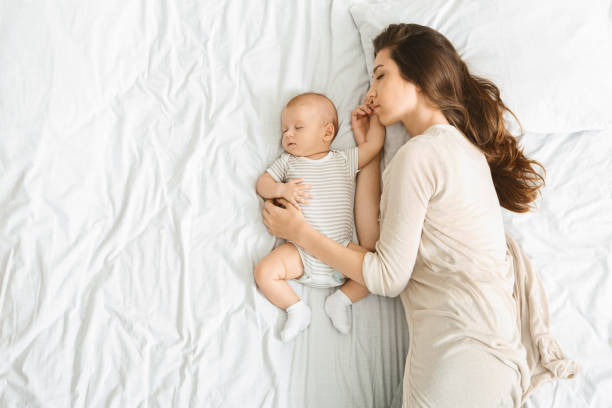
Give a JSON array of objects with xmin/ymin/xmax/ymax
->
[{"xmin": 365, "ymin": 86, "xmax": 375, "ymax": 103}]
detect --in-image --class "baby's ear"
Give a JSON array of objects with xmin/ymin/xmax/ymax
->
[{"xmin": 323, "ymin": 122, "xmax": 335, "ymax": 142}]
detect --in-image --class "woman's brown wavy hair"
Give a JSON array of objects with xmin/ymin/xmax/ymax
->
[{"xmin": 374, "ymin": 24, "xmax": 545, "ymax": 213}]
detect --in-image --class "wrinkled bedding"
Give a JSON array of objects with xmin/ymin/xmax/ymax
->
[{"xmin": 0, "ymin": 1, "xmax": 610, "ymax": 407}]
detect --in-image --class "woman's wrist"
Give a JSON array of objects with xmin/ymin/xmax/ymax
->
[{"xmin": 294, "ymin": 218, "xmax": 312, "ymax": 247}]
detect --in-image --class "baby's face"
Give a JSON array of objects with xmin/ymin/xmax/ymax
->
[{"xmin": 280, "ymin": 103, "xmax": 332, "ymax": 156}]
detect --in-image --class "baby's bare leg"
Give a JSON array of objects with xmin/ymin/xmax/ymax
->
[
  {"xmin": 254, "ymin": 243, "xmax": 304, "ymax": 310},
  {"xmin": 324, "ymin": 243, "xmax": 371, "ymax": 334},
  {"xmin": 339, "ymin": 279, "xmax": 370, "ymax": 303},
  {"xmin": 254, "ymin": 243, "xmax": 311, "ymax": 342},
  {"xmin": 341, "ymin": 242, "xmax": 371, "ymax": 303}
]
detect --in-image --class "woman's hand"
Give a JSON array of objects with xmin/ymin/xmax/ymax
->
[{"xmin": 262, "ymin": 198, "xmax": 307, "ymax": 242}]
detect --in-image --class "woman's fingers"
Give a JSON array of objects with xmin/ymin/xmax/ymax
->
[
  {"xmin": 262, "ymin": 207, "xmax": 272, "ymax": 227},
  {"xmin": 262, "ymin": 209, "xmax": 270, "ymax": 223},
  {"xmin": 264, "ymin": 199, "xmax": 276, "ymax": 213},
  {"xmin": 277, "ymin": 198, "xmax": 296, "ymax": 211},
  {"xmin": 264, "ymin": 199, "xmax": 284, "ymax": 215},
  {"xmin": 288, "ymin": 198, "xmax": 302, "ymax": 211}
]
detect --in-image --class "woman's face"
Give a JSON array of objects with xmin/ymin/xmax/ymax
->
[{"xmin": 366, "ymin": 48, "xmax": 421, "ymax": 127}]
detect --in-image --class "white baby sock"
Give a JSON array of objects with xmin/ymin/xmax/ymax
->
[
  {"xmin": 324, "ymin": 289, "xmax": 353, "ymax": 334},
  {"xmin": 280, "ymin": 300, "xmax": 311, "ymax": 342}
]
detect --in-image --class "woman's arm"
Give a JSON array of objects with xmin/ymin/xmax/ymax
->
[
  {"xmin": 259, "ymin": 124, "xmax": 383, "ymax": 286},
  {"xmin": 354, "ymin": 153, "xmax": 381, "ymax": 251},
  {"xmin": 263, "ymin": 199, "xmax": 369, "ymax": 285},
  {"xmin": 300, "ymin": 223, "xmax": 369, "ymax": 285},
  {"xmin": 263, "ymin": 138, "xmax": 438, "ymax": 297}
]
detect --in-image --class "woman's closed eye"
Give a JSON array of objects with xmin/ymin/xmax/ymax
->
[{"xmin": 376, "ymin": 74, "xmax": 384, "ymax": 80}]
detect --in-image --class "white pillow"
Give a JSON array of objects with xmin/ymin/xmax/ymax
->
[{"xmin": 349, "ymin": 0, "xmax": 612, "ymax": 134}]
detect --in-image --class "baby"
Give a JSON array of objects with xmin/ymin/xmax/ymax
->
[{"xmin": 255, "ymin": 92, "xmax": 384, "ymax": 342}]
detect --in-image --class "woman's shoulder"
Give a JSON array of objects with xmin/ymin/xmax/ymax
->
[
  {"xmin": 399, "ymin": 124, "xmax": 480, "ymax": 164},
  {"xmin": 423, "ymin": 123, "xmax": 484, "ymax": 159},
  {"xmin": 398, "ymin": 123, "xmax": 452, "ymax": 150},
  {"xmin": 386, "ymin": 124, "xmax": 462, "ymax": 181},
  {"xmin": 386, "ymin": 134, "xmax": 442, "ymax": 185},
  {"xmin": 417, "ymin": 123, "xmax": 462, "ymax": 144},
  {"xmin": 394, "ymin": 129, "xmax": 441, "ymax": 164}
]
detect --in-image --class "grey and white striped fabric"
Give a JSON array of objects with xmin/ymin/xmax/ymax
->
[{"xmin": 266, "ymin": 147, "xmax": 359, "ymax": 288}]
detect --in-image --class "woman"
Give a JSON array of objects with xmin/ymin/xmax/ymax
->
[{"xmin": 263, "ymin": 24, "xmax": 576, "ymax": 407}]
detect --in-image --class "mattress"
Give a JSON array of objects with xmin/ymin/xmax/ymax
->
[{"xmin": 0, "ymin": 1, "xmax": 610, "ymax": 407}]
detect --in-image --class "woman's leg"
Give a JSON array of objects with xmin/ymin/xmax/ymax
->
[{"xmin": 410, "ymin": 343, "xmax": 521, "ymax": 407}]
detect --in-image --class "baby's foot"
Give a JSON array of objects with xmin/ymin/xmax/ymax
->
[
  {"xmin": 324, "ymin": 289, "xmax": 352, "ymax": 334},
  {"xmin": 280, "ymin": 300, "xmax": 311, "ymax": 342}
]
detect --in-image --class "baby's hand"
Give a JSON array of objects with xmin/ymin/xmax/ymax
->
[
  {"xmin": 280, "ymin": 178, "xmax": 313, "ymax": 211},
  {"xmin": 351, "ymin": 103, "xmax": 373, "ymax": 145}
]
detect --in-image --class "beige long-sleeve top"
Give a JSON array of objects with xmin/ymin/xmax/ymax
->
[{"xmin": 362, "ymin": 124, "xmax": 577, "ymax": 407}]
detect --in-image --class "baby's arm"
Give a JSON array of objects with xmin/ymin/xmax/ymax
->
[
  {"xmin": 256, "ymin": 172, "xmax": 285, "ymax": 199},
  {"xmin": 256, "ymin": 172, "xmax": 312, "ymax": 210},
  {"xmin": 357, "ymin": 115, "xmax": 385, "ymax": 169}
]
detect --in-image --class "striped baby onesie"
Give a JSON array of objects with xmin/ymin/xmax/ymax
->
[{"xmin": 266, "ymin": 147, "xmax": 359, "ymax": 288}]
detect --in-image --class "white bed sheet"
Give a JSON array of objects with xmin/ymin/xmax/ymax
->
[{"xmin": 0, "ymin": 1, "xmax": 610, "ymax": 407}]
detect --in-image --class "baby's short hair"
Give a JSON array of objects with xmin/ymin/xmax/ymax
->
[{"xmin": 286, "ymin": 92, "xmax": 339, "ymax": 139}]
